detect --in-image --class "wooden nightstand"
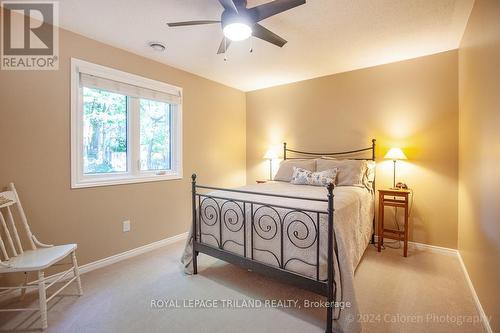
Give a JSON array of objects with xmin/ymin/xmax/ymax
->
[
  {"xmin": 256, "ymin": 180, "xmax": 267, "ymax": 184},
  {"xmin": 378, "ymin": 188, "xmax": 411, "ymax": 257}
]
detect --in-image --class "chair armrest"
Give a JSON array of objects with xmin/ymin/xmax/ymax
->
[{"xmin": 32, "ymin": 235, "xmax": 53, "ymax": 248}]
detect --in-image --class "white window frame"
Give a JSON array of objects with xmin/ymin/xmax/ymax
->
[{"xmin": 70, "ymin": 58, "xmax": 183, "ymax": 188}]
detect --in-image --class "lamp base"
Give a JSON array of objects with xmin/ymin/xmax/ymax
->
[
  {"xmin": 268, "ymin": 158, "xmax": 273, "ymax": 181},
  {"xmin": 393, "ymin": 159, "xmax": 396, "ymax": 188}
]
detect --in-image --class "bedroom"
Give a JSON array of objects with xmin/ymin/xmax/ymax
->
[{"xmin": 0, "ymin": 0, "xmax": 498, "ymax": 332}]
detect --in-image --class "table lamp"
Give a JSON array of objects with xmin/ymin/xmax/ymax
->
[
  {"xmin": 384, "ymin": 147, "xmax": 407, "ymax": 188},
  {"xmin": 263, "ymin": 149, "xmax": 278, "ymax": 180}
]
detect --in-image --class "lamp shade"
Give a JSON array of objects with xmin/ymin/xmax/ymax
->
[
  {"xmin": 384, "ymin": 148, "xmax": 407, "ymax": 160},
  {"xmin": 263, "ymin": 149, "xmax": 279, "ymax": 160}
]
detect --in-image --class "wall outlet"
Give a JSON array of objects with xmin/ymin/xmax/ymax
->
[{"xmin": 122, "ymin": 220, "xmax": 131, "ymax": 232}]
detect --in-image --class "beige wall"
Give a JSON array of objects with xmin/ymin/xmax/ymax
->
[
  {"xmin": 246, "ymin": 51, "xmax": 459, "ymax": 248},
  {"xmin": 0, "ymin": 6, "xmax": 497, "ymax": 328},
  {"xmin": 0, "ymin": 28, "xmax": 246, "ymax": 269},
  {"xmin": 458, "ymin": 0, "xmax": 500, "ymax": 331}
]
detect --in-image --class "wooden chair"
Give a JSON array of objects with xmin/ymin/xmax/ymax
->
[{"xmin": 0, "ymin": 183, "xmax": 82, "ymax": 330}]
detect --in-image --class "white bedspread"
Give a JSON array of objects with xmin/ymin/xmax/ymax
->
[{"xmin": 182, "ymin": 181, "xmax": 374, "ymax": 333}]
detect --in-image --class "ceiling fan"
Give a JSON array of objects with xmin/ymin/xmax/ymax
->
[{"xmin": 167, "ymin": 0, "xmax": 306, "ymax": 54}]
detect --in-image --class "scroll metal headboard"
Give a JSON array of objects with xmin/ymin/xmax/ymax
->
[{"xmin": 283, "ymin": 139, "xmax": 376, "ymax": 161}]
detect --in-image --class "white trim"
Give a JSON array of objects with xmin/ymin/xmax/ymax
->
[
  {"xmin": 457, "ymin": 251, "xmax": 493, "ymax": 333},
  {"xmin": 79, "ymin": 232, "xmax": 188, "ymax": 274},
  {"xmin": 72, "ymin": 173, "xmax": 183, "ymax": 189},
  {"xmin": 373, "ymin": 236, "xmax": 457, "ymax": 256},
  {"xmin": 374, "ymin": 236, "xmax": 492, "ymax": 333},
  {"xmin": 70, "ymin": 58, "xmax": 183, "ymax": 189},
  {"xmin": 406, "ymin": 240, "xmax": 457, "ymax": 256},
  {"xmin": 42, "ymin": 232, "xmax": 188, "ymax": 283}
]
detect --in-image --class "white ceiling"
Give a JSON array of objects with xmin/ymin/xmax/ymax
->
[{"xmin": 57, "ymin": 0, "xmax": 474, "ymax": 91}]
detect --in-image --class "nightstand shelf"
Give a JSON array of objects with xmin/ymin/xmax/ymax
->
[{"xmin": 378, "ymin": 188, "xmax": 411, "ymax": 257}]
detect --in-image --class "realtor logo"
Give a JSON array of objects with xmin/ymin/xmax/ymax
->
[{"xmin": 1, "ymin": 1, "xmax": 59, "ymax": 70}]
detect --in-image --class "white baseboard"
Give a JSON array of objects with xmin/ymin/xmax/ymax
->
[
  {"xmin": 406, "ymin": 240, "xmax": 457, "ymax": 256},
  {"xmin": 373, "ymin": 236, "xmax": 492, "ymax": 333},
  {"xmin": 373, "ymin": 236, "xmax": 457, "ymax": 256},
  {"xmin": 457, "ymin": 251, "xmax": 493, "ymax": 333},
  {"xmin": 39, "ymin": 232, "xmax": 188, "ymax": 284},
  {"xmin": 78, "ymin": 232, "xmax": 188, "ymax": 275}
]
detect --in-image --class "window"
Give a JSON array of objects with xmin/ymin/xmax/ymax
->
[
  {"xmin": 83, "ymin": 87, "xmax": 128, "ymax": 174},
  {"xmin": 71, "ymin": 59, "xmax": 182, "ymax": 188},
  {"xmin": 139, "ymin": 99, "xmax": 171, "ymax": 171}
]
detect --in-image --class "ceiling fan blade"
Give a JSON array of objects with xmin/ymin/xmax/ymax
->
[
  {"xmin": 218, "ymin": 0, "xmax": 238, "ymax": 13},
  {"xmin": 248, "ymin": 0, "xmax": 306, "ymax": 22},
  {"xmin": 252, "ymin": 23, "xmax": 287, "ymax": 47},
  {"xmin": 217, "ymin": 37, "xmax": 232, "ymax": 54},
  {"xmin": 167, "ymin": 20, "xmax": 221, "ymax": 27}
]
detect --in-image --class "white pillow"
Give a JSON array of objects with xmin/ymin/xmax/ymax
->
[
  {"xmin": 316, "ymin": 158, "xmax": 367, "ymax": 187},
  {"xmin": 274, "ymin": 159, "xmax": 316, "ymax": 182},
  {"xmin": 290, "ymin": 167, "xmax": 337, "ymax": 186},
  {"xmin": 363, "ymin": 161, "xmax": 376, "ymax": 190}
]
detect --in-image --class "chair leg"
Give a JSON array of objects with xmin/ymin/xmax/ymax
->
[
  {"xmin": 71, "ymin": 251, "xmax": 83, "ymax": 296},
  {"xmin": 37, "ymin": 270, "xmax": 48, "ymax": 330},
  {"xmin": 20, "ymin": 272, "xmax": 28, "ymax": 301}
]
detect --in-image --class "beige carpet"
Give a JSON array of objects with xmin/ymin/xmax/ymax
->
[{"xmin": 0, "ymin": 240, "xmax": 485, "ymax": 333}]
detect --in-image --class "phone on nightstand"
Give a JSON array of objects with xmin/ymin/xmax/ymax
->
[{"xmin": 395, "ymin": 182, "xmax": 408, "ymax": 190}]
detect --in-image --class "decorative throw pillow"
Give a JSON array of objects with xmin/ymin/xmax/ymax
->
[
  {"xmin": 290, "ymin": 167, "xmax": 337, "ymax": 186},
  {"xmin": 274, "ymin": 159, "xmax": 316, "ymax": 182}
]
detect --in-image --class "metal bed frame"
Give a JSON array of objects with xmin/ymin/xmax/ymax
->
[{"xmin": 190, "ymin": 139, "xmax": 376, "ymax": 333}]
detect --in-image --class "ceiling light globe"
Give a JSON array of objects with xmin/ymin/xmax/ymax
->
[{"xmin": 223, "ymin": 23, "xmax": 252, "ymax": 41}]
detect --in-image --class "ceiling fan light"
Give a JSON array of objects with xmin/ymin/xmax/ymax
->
[{"xmin": 223, "ymin": 23, "xmax": 252, "ymax": 41}]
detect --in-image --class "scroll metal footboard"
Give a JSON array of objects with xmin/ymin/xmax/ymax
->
[{"xmin": 191, "ymin": 174, "xmax": 339, "ymax": 333}]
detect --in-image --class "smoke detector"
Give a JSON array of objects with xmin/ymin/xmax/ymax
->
[{"xmin": 149, "ymin": 42, "xmax": 166, "ymax": 52}]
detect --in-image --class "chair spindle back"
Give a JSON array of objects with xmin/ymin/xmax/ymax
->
[{"xmin": 0, "ymin": 183, "xmax": 37, "ymax": 264}]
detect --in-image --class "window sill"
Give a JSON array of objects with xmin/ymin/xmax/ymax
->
[{"xmin": 71, "ymin": 173, "xmax": 182, "ymax": 189}]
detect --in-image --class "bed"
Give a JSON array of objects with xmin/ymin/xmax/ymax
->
[{"xmin": 182, "ymin": 140, "xmax": 376, "ymax": 333}]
